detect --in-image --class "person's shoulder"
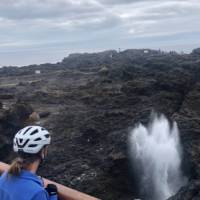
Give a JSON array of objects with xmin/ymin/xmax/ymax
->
[
  {"xmin": 12, "ymin": 173, "xmax": 44, "ymax": 196},
  {"xmin": 19, "ymin": 171, "xmax": 44, "ymax": 191},
  {"xmin": 23, "ymin": 178, "xmax": 44, "ymax": 194},
  {"xmin": 21, "ymin": 181, "xmax": 47, "ymax": 200}
]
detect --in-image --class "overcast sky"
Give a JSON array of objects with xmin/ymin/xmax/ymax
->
[{"xmin": 0, "ymin": 0, "xmax": 200, "ymax": 66}]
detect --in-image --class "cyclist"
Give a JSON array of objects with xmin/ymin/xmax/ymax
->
[{"xmin": 0, "ymin": 126, "xmax": 58, "ymax": 200}]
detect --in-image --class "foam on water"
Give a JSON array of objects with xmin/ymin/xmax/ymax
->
[{"xmin": 129, "ymin": 114, "xmax": 187, "ymax": 200}]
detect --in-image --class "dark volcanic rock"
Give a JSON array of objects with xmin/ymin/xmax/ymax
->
[
  {"xmin": 0, "ymin": 102, "xmax": 34, "ymax": 161},
  {"xmin": 192, "ymin": 48, "xmax": 200, "ymax": 55},
  {"xmin": 168, "ymin": 180, "xmax": 200, "ymax": 200},
  {"xmin": 1, "ymin": 49, "xmax": 200, "ymax": 199}
]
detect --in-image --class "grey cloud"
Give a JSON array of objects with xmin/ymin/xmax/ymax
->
[
  {"xmin": 98, "ymin": 0, "xmax": 135, "ymax": 4},
  {"xmin": 0, "ymin": 0, "xmax": 199, "ymax": 66},
  {"xmin": 0, "ymin": 0, "xmax": 102, "ymax": 20},
  {"xmin": 98, "ymin": 0, "xmax": 159, "ymax": 5},
  {"xmin": 98, "ymin": 0, "xmax": 188, "ymax": 5}
]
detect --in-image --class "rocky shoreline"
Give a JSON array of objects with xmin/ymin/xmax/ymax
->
[{"xmin": 1, "ymin": 48, "xmax": 200, "ymax": 199}]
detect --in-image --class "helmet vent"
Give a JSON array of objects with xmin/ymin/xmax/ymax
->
[
  {"xmin": 34, "ymin": 137, "xmax": 42, "ymax": 141},
  {"xmin": 44, "ymin": 134, "xmax": 50, "ymax": 138},
  {"xmin": 19, "ymin": 139, "xmax": 23, "ymax": 143},
  {"xmin": 16, "ymin": 139, "xmax": 30, "ymax": 148},
  {"xmin": 28, "ymin": 144, "xmax": 38, "ymax": 148},
  {"xmin": 30, "ymin": 129, "xmax": 39, "ymax": 135},
  {"xmin": 23, "ymin": 127, "xmax": 32, "ymax": 135}
]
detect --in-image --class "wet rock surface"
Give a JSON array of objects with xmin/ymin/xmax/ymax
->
[
  {"xmin": 1, "ymin": 49, "xmax": 200, "ymax": 199},
  {"xmin": 168, "ymin": 180, "xmax": 200, "ymax": 200}
]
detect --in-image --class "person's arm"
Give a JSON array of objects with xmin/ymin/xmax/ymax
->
[{"xmin": 45, "ymin": 184, "xmax": 58, "ymax": 200}]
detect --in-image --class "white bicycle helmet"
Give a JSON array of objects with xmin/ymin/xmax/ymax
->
[{"xmin": 13, "ymin": 126, "xmax": 51, "ymax": 154}]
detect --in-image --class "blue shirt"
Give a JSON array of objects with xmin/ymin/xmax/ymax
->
[{"xmin": 0, "ymin": 170, "xmax": 57, "ymax": 200}]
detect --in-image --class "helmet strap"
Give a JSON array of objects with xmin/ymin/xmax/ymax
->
[
  {"xmin": 39, "ymin": 146, "xmax": 48, "ymax": 165},
  {"xmin": 40, "ymin": 153, "xmax": 45, "ymax": 164}
]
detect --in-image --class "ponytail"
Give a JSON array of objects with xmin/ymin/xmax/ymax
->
[
  {"xmin": 8, "ymin": 157, "xmax": 23, "ymax": 176},
  {"xmin": 8, "ymin": 152, "xmax": 42, "ymax": 176}
]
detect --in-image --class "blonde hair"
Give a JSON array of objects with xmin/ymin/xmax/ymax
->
[
  {"xmin": 8, "ymin": 157, "xmax": 23, "ymax": 176},
  {"xmin": 8, "ymin": 153, "xmax": 41, "ymax": 176}
]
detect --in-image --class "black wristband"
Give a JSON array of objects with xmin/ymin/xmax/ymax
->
[{"xmin": 45, "ymin": 184, "xmax": 58, "ymax": 196}]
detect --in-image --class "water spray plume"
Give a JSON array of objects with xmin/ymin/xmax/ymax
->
[{"xmin": 128, "ymin": 114, "xmax": 187, "ymax": 200}]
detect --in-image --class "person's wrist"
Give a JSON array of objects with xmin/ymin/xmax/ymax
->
[{"xmin": 45, "ymin": 184, "xmax": 58, "ymax": 196}]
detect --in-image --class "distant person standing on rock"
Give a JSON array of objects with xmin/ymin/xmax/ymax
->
[{"xmin": 0, "ymin": 126, "xmax": 58, "ymax": 200}]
